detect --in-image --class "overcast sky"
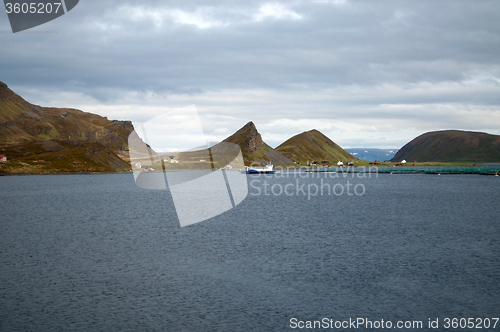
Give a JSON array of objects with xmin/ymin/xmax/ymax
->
[{"xmin": 2, "ymin": 0, "xmax": 500, "ymax": 149}]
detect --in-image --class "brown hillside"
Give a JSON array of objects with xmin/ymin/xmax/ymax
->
[
  {"xmin": 0, "ymin": 81, "xmax": 134, "ymax": 174},
  {"xmin": 276, "ymin": 129, "xmax": 357, "ymax": 164},
  {"xmin": 221, "ymin": 122, "xmax": 293, "ymax": 167},
  {"xmin": 391, "ymin": 130, "xmax": 500, "ymax": 162},
  {"xmin": 0, "ymin": 81, "xmax": 133, "ymax": 150}
]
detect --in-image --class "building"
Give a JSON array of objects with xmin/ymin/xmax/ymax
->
[
  {"xmin": 165, "ymin": 156, "xmax": 179, "ymax": 164},
  {"xmin": 0, "ymin": 155, "xmax": 7, "ymax": 163}
]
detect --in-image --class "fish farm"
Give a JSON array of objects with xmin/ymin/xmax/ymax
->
[{"xmin": 308, "ymin": 166, "xmax": 500, "ymax": 175}]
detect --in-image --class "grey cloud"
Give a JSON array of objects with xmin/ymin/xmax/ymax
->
[
  {"xmin": 1, "ymin": 0, "xmax": 500, "ymax": 148},
  {"xmin": 3, "ymin": 0, "xmax": 500, "ymax": 94}
]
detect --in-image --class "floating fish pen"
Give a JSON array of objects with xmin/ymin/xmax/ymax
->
[
  {"xmin": 376, "ymin": 166, "xmax": 500, "ymax": 175},
  {"xmin": 308, "ymin": 166, "xmax": 500, "ymax": 175}
]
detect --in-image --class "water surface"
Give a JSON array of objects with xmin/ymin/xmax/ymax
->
[{"xmin": 0, "ymin": 173, "xmax": 499, "ymax": 331}]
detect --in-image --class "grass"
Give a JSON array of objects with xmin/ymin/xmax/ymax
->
[{"xmin": 0, "ymin": 141, "xmax": 131, "ymax": 175}]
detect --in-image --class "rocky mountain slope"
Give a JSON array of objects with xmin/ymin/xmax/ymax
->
[
  {"xmin": 0, "ymin": 81, "xmax": 132, "ymax": 174},
  {"xmin": 221, "ymin": 122, "xmax": 293, "ymax": 167}
]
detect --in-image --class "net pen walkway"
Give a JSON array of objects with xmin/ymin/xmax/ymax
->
[{"xmin": 307, "ymin": 166, "xmax": 500, "ymax": 175}]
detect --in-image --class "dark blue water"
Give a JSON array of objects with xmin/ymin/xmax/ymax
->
[{"xmin": 0, "ymin": 173, "xmax": 499, "ymax": 331}]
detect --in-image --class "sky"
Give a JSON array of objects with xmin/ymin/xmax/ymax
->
[{"xmin": 1, "ymin": 0, "xmax": 500, "ymax": 149}]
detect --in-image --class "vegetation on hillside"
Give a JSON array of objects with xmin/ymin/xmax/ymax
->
[
  {"xmin": 221, "ymin": 122, "xmax": 293, "ymax": 167},
  {"xmin": 391, "ymin": 130, "xmax": 500, "ymax": 162},
  {"xmin": 276, "ymin": 129, "xmax": 357, "ymax": 165},
  {"xmin": 0, "ymin": 81, "xmax": 133, "ymax": 174}
]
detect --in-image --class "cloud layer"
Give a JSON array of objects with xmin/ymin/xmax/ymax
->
[{"xmin": 2, "ymin": 0, "xmax": 500, "ymax": 148}]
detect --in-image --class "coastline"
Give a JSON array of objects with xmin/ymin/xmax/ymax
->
[
  {"xmin": 2, "ymin": 164, "xmax": 499, "ymax": 176},
  {"xmin": 0, "ymin": 171, "xmax": 134, "ymax": 176}
]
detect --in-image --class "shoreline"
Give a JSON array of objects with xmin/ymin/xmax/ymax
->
[
  {"xmin": 2, "ymin": 164, "xmax": 499, "ymax": 176},
  {"xmin": 0, "ymin": 171, "xmax": 134, "ymax": 177}
]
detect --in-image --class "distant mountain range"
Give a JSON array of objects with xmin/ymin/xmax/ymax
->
[
  {"xmin": 165, "ymin": 123, "xmax": 355, "ymax": 168},
  {"xmin": 2, "ymin": 81, "xmax": 500, "ymax": 174},
  {"xmin": 391, "ymin": 130, "xmax": 500, "ymax": 162},
  {"xmin": 345, "ymin": 148, "xmax": 398, "ymax": 162}
]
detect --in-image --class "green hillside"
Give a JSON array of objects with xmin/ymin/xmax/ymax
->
[
  {"xmin": 391, "ymin": 130, "xmax": 500, "ymax": 162},
  {"xmin": 0, "ymin": 81, "xmax": 133, "ymax": 174},
  {"xmin": 275, "ymin": 129, "xmax": 357, "ymax": 165},
  {"xmin": 0, "ymin": 141, "xmax": 130, "ymax": 174},
  {"xmin": 0, "ymin": 81, "xmax": 132, "ymax": 150}
]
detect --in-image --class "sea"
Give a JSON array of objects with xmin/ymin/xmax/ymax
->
[{"xmin": 0, "ymin": 172, "xmax": 499, "ymax": 331}]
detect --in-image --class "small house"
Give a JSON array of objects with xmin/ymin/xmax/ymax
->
[
  {"xmin": 0, "ymin": 155, "xmax": 6, "ymax": 163},
  {"xmin": 164, "ymin": 156, "xmax": 179, "ymax": 164},
  {"xmin": 321, "ymin": 161, "xmax": 330, "ymax": 166},
  {"xmin": 337, "ymin": 161, "xmax": 344, "ymax": 166}
]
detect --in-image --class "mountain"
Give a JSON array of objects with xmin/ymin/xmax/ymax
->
[
  {"xmin": 0, "ymin": 81, "xmax": 133, "ymax": 174},
  {"xmin": 391, "ymin": 130, "xmax": 500, "ymax": 162},
  {"xmin": 221, "ymin": 122, "xmax": 293, "ymax": 167},
  {"xmin": 345, "ymin": 148, "xmax": 398, "ymax": 162},
  {"xmin": 275, "ymin": 129, "xmax": 357, "ymax": 165},
  {"xmin": 0, "ymin": 81, "xmax": 132, "ymax": 150},
  {"xmin": 158, "ymin": 121, "xmax": 293, "ymax": 170}
]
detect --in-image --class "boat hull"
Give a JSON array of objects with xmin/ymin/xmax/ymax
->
[{"xmin": 245, "ymin": 170, "xmax": 275, "ymax": 174}]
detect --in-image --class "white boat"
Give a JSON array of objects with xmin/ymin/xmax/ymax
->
[{"xmin": 244, "ymin": 164, "xmax": 274, "ymax": 174}]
